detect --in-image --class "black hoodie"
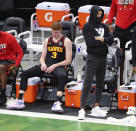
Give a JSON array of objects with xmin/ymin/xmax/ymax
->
[{"xmin": 83, "ymin": 5, "xmax": 113, "ymax": 57}]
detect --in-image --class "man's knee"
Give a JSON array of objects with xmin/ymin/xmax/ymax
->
[
  {"xmin": 96, "ymin": 85, "xmax": 104, "ymax": 92},
  {"xmin": 57, "ymin": 72, "xmax": 66, "ymax": 80},
  {"xmin": 21, "ymin": 70, "xmax": 29, "ymax": 78}
]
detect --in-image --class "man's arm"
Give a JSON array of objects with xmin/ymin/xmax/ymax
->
[
  {"xmin": 103, "ymin": 25, "xmax": 114, "ymax": 46},
  {"xmin": 107, "ymin": 0, "xmax": 117, "ymax": 24},
  {"xmin": 93, "ymin": 24, "xmax": 113, "ymax": 46},
  {"xmin": 83, "ymin": 24, "xmax": 102, "ymax": 47},
  {"xmin": 10, "ymin": 34, "xmax": 23, "ymax": 66},
  {"xmin": 55, "ymin": 37, "xmax": 72, "ymax": 67},
  {"xmin": 40, "ymin": 38, "xmax": 48, "ymax": 71},
  {"xmin": 45, "ymin": 37, "xmax": 72, "ymax": 73}
]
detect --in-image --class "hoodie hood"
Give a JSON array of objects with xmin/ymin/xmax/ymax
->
[{"xmin": 89, "ymin": 5, "xmax": 104, "ymax": 26}]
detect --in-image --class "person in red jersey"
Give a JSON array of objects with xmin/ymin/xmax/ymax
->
[
  {"xmin": 107, "ymin": 0, "xmax": 136, "ymax": 84},
  {"xmin": 0, "ymin": 31, "xmax": 23, "ymax": 105}
]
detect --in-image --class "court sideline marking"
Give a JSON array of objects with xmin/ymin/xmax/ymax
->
[{"xmin": 0, "ymin": 109, "xmax": 135, "ymax": 127}]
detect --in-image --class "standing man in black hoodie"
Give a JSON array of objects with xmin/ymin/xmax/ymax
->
[{"xmin": 78, "ymin": 5, "xmax": 113, "ymax": 120}]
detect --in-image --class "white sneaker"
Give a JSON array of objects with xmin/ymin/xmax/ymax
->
[
  {"xmin": 100, "ymin": 107, "xmax": 109, "ymax": 113},
  {"xmin": 78, "ymin": 109, "xmax": 85, "ymax": 120},
  {"xmin": 51, "ymin": 101, "xmax": 64, "ymax": 113},
  {"xmin": 6, "ymin": 99, "xmax": 25, "ymax": 110},
  {"xmin": 89, "ymin": 106, "xmax": 107, "ymax": 117}
]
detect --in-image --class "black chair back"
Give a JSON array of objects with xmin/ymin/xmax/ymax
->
[
  {"xmin": 60, "ymin": 21, "xmax": 76, "ymax": 60},
  {"xmin": 60, "ymin": 21, "xmax": 76, "ymax": 43},
  {"xmin": 2, "ymin": 17, "xmax": 25, "ymax": 34}
]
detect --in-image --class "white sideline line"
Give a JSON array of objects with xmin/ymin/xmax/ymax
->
[{"xmin": 0, "ymin": 109, "xmax": 135, "ymax": 127}]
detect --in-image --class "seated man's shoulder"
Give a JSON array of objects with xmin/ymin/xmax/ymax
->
[
  {"xmin": 44, "ymin": 37, "xmax": 49, "ymax": 43},
  {"xmin": 64, "ymin": 37, "xmax": 72, "ymax": 44}
]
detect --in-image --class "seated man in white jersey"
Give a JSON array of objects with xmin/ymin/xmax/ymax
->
[{"xmin": 7, "ymin": 21, "xmax": 72, "ymax": 113}]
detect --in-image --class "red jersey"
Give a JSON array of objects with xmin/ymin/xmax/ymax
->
[
  {"xmin": 0, "ymin": 31, "xmax": 23, "ymax": 66},
  {"xmin": 108, "ymin": 0, "xmax": 136, "ymax": 29}
]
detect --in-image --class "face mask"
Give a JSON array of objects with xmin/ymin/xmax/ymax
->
[{"xmin": 96, "ymin": 17, "xmax": 101, "ymax": 24}]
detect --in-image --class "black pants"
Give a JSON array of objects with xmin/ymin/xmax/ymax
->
[
  {"xmin": 114, "ymin": 24, "xmax": 136, "ymax": 84},
  {"xmin": 114, "ymin": 24, "xmax": 136, "ymax": 48},
  {"xmin": 80, "ymin": 54, "xmax": 106, "ymax": 108},
  {"xmin": 20, "ymin": 65, "xmax": 66, "ymax": 92}
]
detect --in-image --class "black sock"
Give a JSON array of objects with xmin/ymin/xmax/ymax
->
[
  {"xmin": 18, "ymin": 93, "xmax": 24, "ymax": 100},
  {"xmin": 56, "ymin": 96, "xmax": 62, "ymax": 103}
]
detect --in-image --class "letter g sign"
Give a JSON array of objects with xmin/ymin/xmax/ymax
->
[{"xmin": 45, "ymin": 12, "xmax": 53, "ymax": 22}]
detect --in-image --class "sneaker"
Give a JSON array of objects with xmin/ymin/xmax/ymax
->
[
  {"xmin": 78, "ymin": 109, "xmax": 85, "ymax": 120},
  {"xmin": 51, "ymin": 101, "xmax": 64, "ymax": 113},
  {"xmin": 6, "ymin": 99, "xmax": 25, "ymax": 110},
  {"xmin": 88, "ymin": 106, "xmax": 107, "ymax": 117},
  {"xmin": 100, "ymin": 107, "xmax": 109, "ymax": 112},
  {"xmin": 0, "ymin": 93, "xmax": 7, "ymax": 106}
]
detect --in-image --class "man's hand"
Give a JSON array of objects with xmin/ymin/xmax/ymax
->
[
  {"xmin": 95, "ymin": 36, "xmax": 99, "ymax": 40},
  {"xmin": 108, "ymin": 23, "xmax": 115, "ymax": 33},
  {"xmin": 10, "ymin": 65, "xmax": 18, "ymax": 75},
  {"xmin": 41, "ymin": 63, "xmax": 47, "ymax": 71},
  {"xmin": 95, "ymin": 36, "xmax": 104, "ymax": 42},
  {"xmin": 45, "ymin": 64, "xmax": 56, "ymax": 73}
]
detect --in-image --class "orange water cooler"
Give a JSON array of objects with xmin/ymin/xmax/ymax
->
[
  {"xmin": 35, "ymin": 2, "xmax": 70, "ymax": 27},
  {"xmin": 78, "ymin": 5, "xmax": 110, "ymax": 29},
  {"xmin": 16, "ymin": 77, "xmax": 41, "ymax": 103},
  {"xmin": 118, "ymin": 82, "xmax": 136, "ymax": 110},
  {"xmin": 65, "ymin": 82, "xmax": 83, "ymax": 108}
]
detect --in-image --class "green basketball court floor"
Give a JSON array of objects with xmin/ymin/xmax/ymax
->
[{"xmin": 0, "ymin": 109, "xmax": 135, "ymax": 131}]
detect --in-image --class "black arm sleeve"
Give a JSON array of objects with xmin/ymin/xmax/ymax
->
[
  {"xmin": 103, "ymin": 24, "xmax": 114, "ymax": 46},
  {"xmin": 83, "ymin": 24, "xmax": 102, "ymax": 47}
]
